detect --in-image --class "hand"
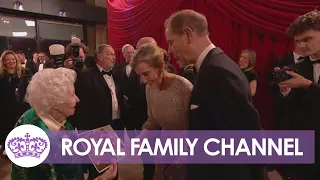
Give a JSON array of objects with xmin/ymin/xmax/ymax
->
[
  {"xmin": 278, "ymin": 71, "xmax": 312, "ymax": 89},
  {"xmin": 97, "ymin": 164, "xmax": 117, "ymax": 180},
  {"xmin": 274, "ymin": 66, "xmax": 289, "ymax": 72},
  {"xmin": 64, "ymin": 58, "xmax": 73, "ymax": 69},
  {"xmin": 274, "ymin": 67, "xmax": 280, "ymax": 72}
]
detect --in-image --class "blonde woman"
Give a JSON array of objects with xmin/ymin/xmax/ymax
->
[
  {"xmin": 0, "ymin": 50, "xmax": 24, "ymax": 156},
  {"xmin": 238, "ymin": 49, "xmax": 258, "ymax": 96},
  {"xmin": 132, "ymin": 43, "xmax": 192, "ymax": 180}
]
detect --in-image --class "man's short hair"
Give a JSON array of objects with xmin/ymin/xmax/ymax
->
[
  {"xmin": 164, "ymin": 9, "xmax": 209, "ymax": 36},
  {"xmin": 136, "ymin": 37, "xmax": 157, "ymax": 49},
  {"xmin": 95, "ymin": 44, "xmax": 112, "ymax": 62},
  {"xmin": 15, "ymin": 50, "xmax": 24, "ymax": 55},
  {"xmin": 287, "ymin": 10, "xmax": 320, "ymax": 37},
  {"xmin": 122, "ymin": 44, "xmax": 134, "ymax": 54},
  {"xmin": 96, "ymin": 44, "xmax": 112, "ymax": 55},
  {"xmin": 65, "ymin": 42, "xmax": 88, "ymax": 56}
]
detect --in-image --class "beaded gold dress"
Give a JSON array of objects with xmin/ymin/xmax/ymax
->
[{"xmin": 142, "ymin": 75, "xmax": 193, "ymax": 180}]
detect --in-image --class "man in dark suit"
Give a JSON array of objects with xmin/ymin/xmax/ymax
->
[
  {"xmin": 113, "ymin": 44, "xmax": 148, "ymax": 131},
  {"xmin": 274, "ymin": 10, "xmax": 320, "ymax": 180},
  {"xmin": 16, "ymin": 50, "xmax": 38, "ymax": 74},
  {"xmin": 165, "ymin": 10, "xmax": 264, "ymax": 180},
  {"xmin": 72, "ymin": 44, "xmax": 124, "ymax": 131},
  {"xmin": 271, "ymin": 44, "xmax": 305, "ymax": 130},
  {"xmin": 71, "ymin": 44, "xmax": 123, "ymax": 180}
]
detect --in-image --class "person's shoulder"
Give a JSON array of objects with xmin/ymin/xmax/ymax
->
[
  {"xmin": 205, "ymin": 49, "xmax": 237, "ymax": 71},
  {"xmin": 16, "ymin": 108, "xmax": 38, "ymax": 126},
  {"xmin": 175, "ymin": 75, "xmax": 193, "ymax": 89},
  {"xmin": 247, "ymin": 69, "xmax": 257, "ymax": 76}
]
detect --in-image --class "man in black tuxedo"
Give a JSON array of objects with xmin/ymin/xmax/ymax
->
[
  {"xmin": 16, "ymin": 51, "xmax": 38, "ymax": 74},
  {"xmin": 113, "ymin": 44, "xmax": 148, "ymax": 131},
  {"xmin": 273, "ymin": 10, "xmax": 320, "ymax": 180},
  {"xmin": 164, "ymin": 10, "xmax": 263, "ymax": 180},
  {"xmin": 72, "ymin": 44, "xmax": 124, "ymax": 131},
  {"xmin": 72, "ymin": 44, "xmax": 123, "ymax": 180},
  {"xmin": 272, "ymin": 44, "xmax": 305, "ymax": 130}
]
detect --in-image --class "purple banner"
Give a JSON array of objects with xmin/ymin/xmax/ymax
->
[{"xmin": 28, "ymin": 130, "xmax": 314, "ymax": 164}]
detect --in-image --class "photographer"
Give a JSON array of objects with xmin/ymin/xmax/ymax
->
[
  {"xmin": 64, "ymin": 38, "xmax": 89, "ymax": 73},
  {"xmin": 272, "ymin": 10, "xmax": 320, "ymax": 180}
]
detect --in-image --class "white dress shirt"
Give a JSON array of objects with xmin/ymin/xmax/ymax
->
[
  {"xmin": 310, "ymin": 56, "xmax": 320, "ymax": 83},
  {"xmin": 293, "ymin": 51, "xmax": 303, "ymax": 64},
  {"xmin": 97, "ymin": 64, "xmax": 120, "ymax": 120},
  {"xmin": 195, "ymin": 44, "xmax": 216, "ymax": 72},
  {"xmin": 125, "ymin": 63, "xmax": 132, "ymax": 77},
  {"xmin": 38, "ymin": 64, "xmax": 43, "ymax": 71}
]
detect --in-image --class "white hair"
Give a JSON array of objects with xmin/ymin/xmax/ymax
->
[
  {"xmin": 121, "ymin": 44, "xmax": 134, "ymax": 54},
  {"xmin": 25, "ymin": 67, "xmax": 76, "ymax": 115}
]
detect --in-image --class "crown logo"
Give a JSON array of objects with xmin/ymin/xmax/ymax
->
[{"xmin": 7, "ymin": 133, "xmax": 48, "ymax": 159}]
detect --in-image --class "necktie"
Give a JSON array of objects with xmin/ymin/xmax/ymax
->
[
  {"xmin": 101, "ymin": 70, "xmax": 112, "ymax": 76},
  {"xmin": 298, "ymin": 56, "xmax": 305, "ymax": 61}
]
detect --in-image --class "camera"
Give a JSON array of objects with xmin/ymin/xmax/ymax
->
[
  {"xmin": 272, "ymin": 58, "xmax": 305, "ymax": 83},
  {"xmin": 70, "ymin": 37, "xmax": 84, "ymax": 69},
  {"xmin": 49, "ymin": 44, "xmax": 65, "ymax": 68},
  {"xmin": 272, "ymin": 66, "xmax": 299, "ymax": 83}
]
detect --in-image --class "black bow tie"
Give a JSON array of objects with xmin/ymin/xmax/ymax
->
[
  {"xmin": 101, "ymin": 70, "xmax": 112, "ymax": 76},
  {"xmin": 298, "ymin": 56, "xmax": 306, "ymax": 61}
]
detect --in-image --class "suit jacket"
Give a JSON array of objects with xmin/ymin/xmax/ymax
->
[
  {"xmin": 274, "ymin": 57, "xmax": 320, "ymax": 177},
  {"xmin": 25, "ymin": 59, "xmax": 38, "ymax": 75},
  {"xmin": 112, "ymin": 62, "xmax": 147, "ymax": 130},
  {"xmin": 187, "ymin": 48, "xmax": 264, "ymax": 180},
  {"xmin": 69, "ymin": 66, "xmax": 124, "ymax": 179},
  {"xmin": 71, "ymin": 65, "xmax": 124, "ymax": 130},
  {"xmin": 271, "ymin": 53, "xmax": 296, "ymax": 130},
  {"xmin": 281, "ymin": 57, "xmax": 320, "ymax": 130}
]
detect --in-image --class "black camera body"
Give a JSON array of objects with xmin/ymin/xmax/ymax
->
[
  {"xmin": 52, "ymin": 54, "xmax": 65, "ymax": 68},
  {"xmin": 272, "ymin": 66, "xmax": 299, "ymax": 83},
  {"xmin": 272, "ymin": 58, "xmax": 305, "ymax": 83},
  {"xmin": 70, "ymin": 38, "xmax": 84, "ymax": 69}
]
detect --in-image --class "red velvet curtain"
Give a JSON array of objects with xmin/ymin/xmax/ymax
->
[{"xmin": 106, "ymin": 0, "xmax": 318, "ymax": 129}]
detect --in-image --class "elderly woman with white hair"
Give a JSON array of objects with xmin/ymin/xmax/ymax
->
[{"xmin": 11, "ymin": 68, "xmax": 117, "ymax": 180}]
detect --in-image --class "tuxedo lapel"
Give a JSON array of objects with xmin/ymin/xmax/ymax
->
[
  {"xmin": 190, "ymin": 48, "xmax": 224, "ymax": 104},
  {"xmin": 93, "ymin": 66, "xmax": 111, "ymax": 93},
  {"xmin": 120, "ymin": 63, "xmax": 128, "ymax": 80},
  {"xmin": 285, "ymin": 53, "xmax": 295, "ymax": 65},
  {"xmin": 299, "ymin": 57, "xmax": 314, "ymax": 81},
  {"xmin": 128, "ymin": 69, "xmax": 137, "ymax": 81}
]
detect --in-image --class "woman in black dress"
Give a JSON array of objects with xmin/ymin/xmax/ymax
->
[
  {"xmin": 238, "ymin": 49, "xmax": 258, "ymax": 96},
  {"xmin": 0, "ymin": 50, "xmax": 24, "ymax": 156}
]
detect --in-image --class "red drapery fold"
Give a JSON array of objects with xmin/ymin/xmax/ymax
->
[{"xmin": 106, "ymin": 0, "xmax": 318, "ymax": 129}]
